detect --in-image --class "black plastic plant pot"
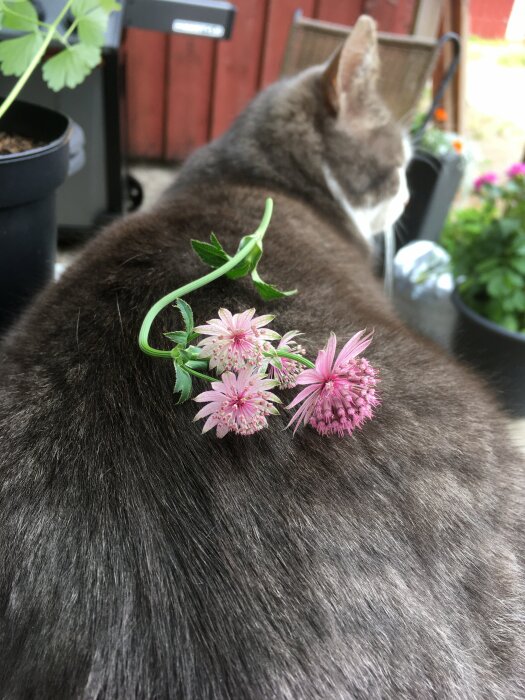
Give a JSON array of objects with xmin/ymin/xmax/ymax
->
[
  {"xmin": 0, "ymin": 98, "xmax": 71, "ymax": 333},
  {"xmin": 396, "ymin": 149, "xmax": 465, "ymax": 250},
  {"xmin": 452, "ymin": 290, "xmax": 525, "ymax": 417}
]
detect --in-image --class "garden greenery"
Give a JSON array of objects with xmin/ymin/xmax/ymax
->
[
  {"xmin": 441, "ymin": 164, "xmax": 525, "ymax": 334},
  {"xmin": 0, "ymin": 0, "xmax": 120, "ymax": 119}
]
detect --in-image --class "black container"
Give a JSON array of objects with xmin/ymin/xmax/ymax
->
[
  {"xmin": 396, "ymin": 149, "xmax": 465, "ymax": 250},
  {"xmin": 0, "ymin": 99, "xmax": 71, "ymax": 333},
  {"xmin": 452, "ymin": 290, "xmax": 525, "ymax": 416}
]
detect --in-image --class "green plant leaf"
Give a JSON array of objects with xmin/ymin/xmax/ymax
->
[
  {"xmin": 165, "ymin": 330, "xmax": 187, "ymax": 345},
  {"xmin": 174, "ymin": 363, "xmax": 192, "ymax": 404},
  {"xmin": 511, "ymin": 257, "xmax": 525, "ymax": 275},
  {"xmin": 0, "ymin": 31, "xmax": 43, "ymax": 76},
  {"xmin": 42, "ymin": 44, "xmax": 100, "ymax": 90},
  {"xmin": 98, "ymin": 0, "xmax": 120, "ymax": 12},
  {"xmin": 174, "ymin": 298, "xmax": 194, "ymax": 335},
  {"xmin": 76, "ymin": 8, "xmax": 108, "ymax": 47},
  {"xmin": 191, "ymin": 233, "xmax": 229, "ymax": 269},
  {"xmin": 251, "ymin": 267, "xmax": 297, "ymax": 301},
  {"xmin": 1, "ymin": 0, "xmax": 38, "ymax": 31}
]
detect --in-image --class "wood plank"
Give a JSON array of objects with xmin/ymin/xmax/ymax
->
[
  {"xmin": 362, "ymin": 0, "xmax": 418, "ymax": 33},
  {"xmin": 412, "ymin": 0, "xmax": 444, "ymax": 37},
  {"xmin": 164, "ymin": 36, "xmax": 215, "ymax": 161},
  {"xmin": 125, "ymin": 28, "xmax": 168, "ymax": 159},
  {"xmin": 260, "ymin": 0, "xmax": 316, "ymax": 88},
  {"xmin": 210, "ymin": 0, "xmax": 268, "ymax": 140},
  {"xmin": 314, "ymin": 0, "xmax": 363, "ymax": 25}
]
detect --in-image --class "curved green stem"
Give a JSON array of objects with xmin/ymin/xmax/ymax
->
[
  {"xmin": 0, "ymin": 0, "xmax": 76, "ymax": 120},
  {"xmin": 268, "ymin": 350, "xmax": 315, "ymax": 369},
  {"xmin": 138, "ymin": 198, "xmax": 274, "ymax": 359},
  {"xmin": 184, "ymin": 366, "xmax": 216, "ymax": 383}
]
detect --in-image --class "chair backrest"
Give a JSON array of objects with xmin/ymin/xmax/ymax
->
[{"xmin": 281, "ymin": 15, "xmax": 439, "ymax": 124}]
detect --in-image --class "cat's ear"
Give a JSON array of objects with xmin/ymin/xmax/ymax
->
[{"xmin": 323, "ymin": 15, "xmax": 379, "ymax": 116}]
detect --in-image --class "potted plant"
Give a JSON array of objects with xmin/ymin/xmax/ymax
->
[
  {"xmin": 396, "ymin": 107, "xmax": 467, "ymax": 250},
  {"xmin": 0, "ymin": 0, "xmax": 120, "ymax": 332},
  {"xmin": 441, "ymin": 164, "xmax": 525, "ymax": 416}
]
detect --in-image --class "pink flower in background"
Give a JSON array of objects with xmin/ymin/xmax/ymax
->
[
  {"xmin": 195, "ymin": 308, "xmax": 279, "ymax": 374},
  {"xmin": 267, "ymin": 331, "xmax": 305, "ymax": 389},
  {"xmin": 194, "ymin": 367, "xmax": 280, "ymax": 438},
  {"xmin": 506, "ymin": 163, "xmax": 525, "ymax": 178},
  {"xmin": 287, "ymin": 331, "xmax": 379, "ymax": 437},
  {"xmin": 473, "ymin": 172, "xmax": 498, "ymax": 190}
]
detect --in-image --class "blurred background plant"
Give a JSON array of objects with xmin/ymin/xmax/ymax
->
[{"xmin": 441, "ymin": 164, "xmax": 525, "ymax": 333}]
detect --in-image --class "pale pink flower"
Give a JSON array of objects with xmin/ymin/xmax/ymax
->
[
  {"xmin": 267, "ymin": 331, "xmax": 305, "ymax": 389},
  {"xmin": 195, "ymin": 308, "xmax": 280, "ymax": 374},
  {"xmin": 506, "ymin": 163, "xmax": 525, "ymax": 178},
  {"xmin": 286, "ymin": 331, "xmax": 379, "ymax": 437},
  {"xmin": 474, "ymin": 171, "xmax": 498, "ymax": 190},
  {"xmin": 194, "ymin": 367, "xmax": 280, "ymax": 438}
]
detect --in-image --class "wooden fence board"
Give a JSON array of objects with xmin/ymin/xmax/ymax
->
[
  {"xmin": 210, "ymin": 0, "xmax": 268, "ymax": 140},
  {"xmin": 165, "ymin": 36, "xmax": 215, "ymax": 160},
  {"xmin": 125, "ymin": 29, "xmax": 168, "ymax": 159},
  {"xmin": 314, "ymin": 0, "xmax": 363, "ymax": 25},
  {"xmin": 260, "ymin": 0, "xmax": 316, "ymax": 88}
]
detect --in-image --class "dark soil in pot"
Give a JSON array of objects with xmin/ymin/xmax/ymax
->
[
  {"xmin": 452, "ymin": 290, "xmax": 525, "ymax": 417},
  {"xmin": 0, "ymin": 99, "xmax": 71, "ymax": 333}
]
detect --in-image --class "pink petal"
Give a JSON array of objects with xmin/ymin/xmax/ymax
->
[
  {"xmin": 279, "ymin": 330, "xmax": 301, "ymax": 347},
  {"xmin": 218, "ymin": 308, "xmax": 234, "ymax": 327},
  {"xmin": 252, "ymin": 314, "xmax": 275, "ymax": 328},
  {"xmin": 237, "ymin": 309, "xmax": 256, "ymax": 328},
  {"xmin": 295, "ymin": 369, "xmax": 322, "ymax": 385},
  {"xmin": 194, "ymin": 386, "xmax": 224, "ymax": 402},
  {"xmin": 194, "ymin": 402, "xmax": 223, "ymax": 421},
  {"xmin": 216, "ymin": 423, "xmax": 230, "ymax": 438},
  {"xmin": 286, "ymin": 383, "xmax": 320, "ymax": 409},
  {"xmin": 202, "ymin": 415, "xmax": 220, "ymax": 433},
  {"xmin": 334, "ymin": 330, "xmax": 373, "ymax": 370}
]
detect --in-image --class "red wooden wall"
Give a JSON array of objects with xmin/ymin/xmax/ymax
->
[
  {"xmin": 125, "ymin": 0, "xmax": 417, "ymax": 161},
  {"xmin": 470, "ymin": 0, "xmax": 515, "ymax": 39}
]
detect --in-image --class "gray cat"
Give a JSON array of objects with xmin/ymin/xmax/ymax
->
[{"xmin": 0, "ymin": 16, "xmax": 523, "ymax": 700}]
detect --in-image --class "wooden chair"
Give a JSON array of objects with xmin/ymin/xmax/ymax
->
[{"xmin": 281, "ymin": 14, "xmax": 440, "ymax": 124}]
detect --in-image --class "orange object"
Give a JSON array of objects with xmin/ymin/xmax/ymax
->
[
  {"xmin": 452, "ymin": 139, "xmax": 463, "ymax": 154},
  {"xmin": 434, "ymin": 106, "xmax": 448, "ymax": 123}
]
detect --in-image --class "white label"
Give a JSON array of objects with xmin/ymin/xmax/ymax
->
[{"xmin": 172, "ymin": 19, "xmax": 225, "ymax": 38}]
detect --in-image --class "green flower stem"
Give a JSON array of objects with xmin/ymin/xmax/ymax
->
[
  {"xmin": 0, "ymin": 0, "xmax": 75, "ymax": 120},
  {"xmin": 183, "ymin": 366, "xmax": 216, "ymax": 383},
  {"xmin": 138, "ymin": 197, "xmax": 274, "ymax": 359},
  {"xmin": 268, "ymin": 350, "xmax": 315, "ymax": 369}
]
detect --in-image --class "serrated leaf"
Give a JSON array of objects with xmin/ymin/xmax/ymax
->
[
  {"xmin": 226, "ymin": 236, "xmax": 262, "ymax": 279},
  {"xmin": 174, "ymin": 363, "xmax": 192, "ymax": 404},
  {"xmin": 0, "ymin": 31, "xmax": 43, "ymax": 76},
  {"xmin": 165, "ymin": 330, "xmax": 187, "ymax": 345},
  {"xmin": 174, "ymin": 298, "xmax": 194, "ymax": 335},
  {"xmin": 42, "ymin": 44, "xmax": 100, "ymax": 91},
  {"xmin": 98, "ymin": 0, "xmax": 120, "ymax": 12},
  {"xmin": 191, "ymin": 239, "xmax": 229, "ymax": 269},
  {"xmin": 1, "ymin": 0, "xmax": 38, "ymax": 30},
  {"xmin": 77, "ymin": 8, "xmax": 108, "ymax": 47},
  {"xmin": 251, "ymin": 268, "xmax": 297, "ymax": 301}
]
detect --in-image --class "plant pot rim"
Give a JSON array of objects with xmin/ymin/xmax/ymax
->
[
  {"xmin": 0, "ymin": 98, "xmax": 71, "ymax": 164},
  {"xmin": 452, "ymin": 288, "xmax": 525, "ymax": 343}
]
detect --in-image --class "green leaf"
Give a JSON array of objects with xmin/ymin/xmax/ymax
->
[
  {"xmin": 191, "ymin": 236, "xmax": 229, "ymax": 269},
  {"xmin": 77, "ymin": 8, "xmax": 108, "ymax": 47},
  {"xmin": 174, "ymin": 363, "xmax": 192, "ymax": 404},
  {"xmin": 71, "ymin": 0, "xmax": 100, "ymax": 16},
  {"xmin": 0, "ymin": 31, "xmax": 43, "ymax": 76},
  {"xmin": 98, "ymin": 0, "xmax": 120, "ymax": 13},
  {"xmin": 225, "ymin": 235, "xmax": 262, "ymax": 279},
  {"xmin": 1, "ymin": 0, "xmax": 38, "ymax": 31},
  {"xmin": 174, "ymin": 298, "xmax": 194, "ymax": 335},
  {"xmin": 165, "ymin": 330, "xmax": 187, "ymax": 345},
  {"xmin": 251, "ymin": 268, "xmax": 297, "ymax": 301},
  {"xmin": 42, "ymin": 44, "xmax": 100, "ymax": 91},
  {"xmin": 511, "ymin": 257, "xmax": 525, "ymax": 275}
]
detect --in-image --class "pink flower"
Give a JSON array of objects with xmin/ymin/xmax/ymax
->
[
  {"xmin": 473, "ymin": 172, "xmax": 498, "ymax": 190},
  {"xmin": 286, "ymin": 331, "xmax": 379, "ymax": 437},
  {"xmin": 267, "ymin": 331, "xmax": 305, "ymax": 389},
  {"xmin": 194, "ymin": 367, "xmax": 281, "ymax": 438},
  {"xmin": 506, "ymin": 163, "xmax": 525, "ymax": 178},
  {"xmin": 195, "ymin": 308, "xmax": 279, "ymax": 374}
]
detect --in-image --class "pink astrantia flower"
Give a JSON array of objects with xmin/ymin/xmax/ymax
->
[
  {"xmin": 286, "ymin": 331, "xmax": 379, "ymax": 437},
  {"xmin": 195, "ymin": 308, "xmax": 280, "ymax": 374},
  {"xmin": 267, "ymin": 331, "xmax": 305, "ymax": 389},
  {"xmin": 194, "ymin": 367, "xmax": 280, "ymax": 438},
  {"xmin": 507, "ymin": 163, "xmax": 525, "ymax": 178},
  {"xmin": 474, "ymin": 171, "xmax": 498, "ymax": 190}
]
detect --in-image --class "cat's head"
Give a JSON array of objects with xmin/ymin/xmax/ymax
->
[{"xmin": 182, "ymin": 16, "xmax": 410, "ymax": 244}]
